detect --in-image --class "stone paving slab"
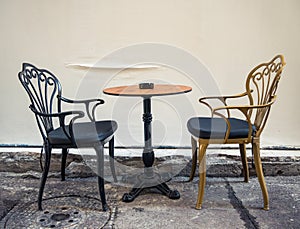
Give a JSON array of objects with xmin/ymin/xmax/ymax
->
[
  {"xmin": 0, "ymin": 173, "xmax": 299, "ymax": 228},
  {"xmin": 1, "ymin": 149, "xmax": 299, "ymax": 178},
  {"xmin": 0, "ymin": 148, "xmax": 299, "ymax": 228}
]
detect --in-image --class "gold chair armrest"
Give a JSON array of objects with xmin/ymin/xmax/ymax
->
[
  {"xmin": 211, "ymin": 96, "xmax": 276, "ymax": 142},
  {"xmin": 199, "ymin": 91, "xmax": 251, "ymax": 117}
]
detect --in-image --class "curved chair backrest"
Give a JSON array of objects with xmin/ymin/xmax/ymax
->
[
  {"xmin": 245, "ymin": 55, "xmax": 286, "ymax": 136},
  {"xmin": 18, "ymin": 63, "xmax": 62, "ymax": 140}
]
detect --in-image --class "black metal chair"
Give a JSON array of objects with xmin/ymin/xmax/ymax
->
[{"xmin": 18, "ymin": 63, "xmax": 118, "ymax": 211}]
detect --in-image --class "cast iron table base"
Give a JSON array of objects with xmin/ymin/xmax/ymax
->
[
  {"xmin": 123, "ymin": 97, "xmax": 180, "ymax": 202},
  {"xmin": 122, "ymin": 167, "xmax": 180, "ymax": 202}
]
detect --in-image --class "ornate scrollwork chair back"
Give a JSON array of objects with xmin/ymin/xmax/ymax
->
[
  {"xmin": 19, "ymin": 63, "xmax": 63, "ymax": 142},
  {"xmin": 187, "ymin": 55, "xmax": 285, "ymax": 210},
  {"xmin": 246, "ymin": 55, "xmax": 285, "ymax": 138},
  {"xmin": 19, "ymin": 63, "xmax": 118, "ymax": 211}
]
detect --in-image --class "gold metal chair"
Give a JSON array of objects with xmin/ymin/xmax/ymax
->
[{"xmin": 187, "ymin": 55, "xmax": 286, "ymax": 210}]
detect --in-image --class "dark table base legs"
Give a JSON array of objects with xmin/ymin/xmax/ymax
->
[
  {"xmin": 122, "ymin": 97, "xmax": 180, "ymax": 202},
  {"xmin": 121, "ymin": 169, "xmax": 180, "ymax": 202}
]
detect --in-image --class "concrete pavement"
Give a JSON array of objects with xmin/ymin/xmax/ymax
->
[
  {"xmin": 0, "ymin": 149, "xmax": 299, "ymax": 228},
  {"xmin": 0, "ymin": 173, "xmax": 299, "ymax": 228}
]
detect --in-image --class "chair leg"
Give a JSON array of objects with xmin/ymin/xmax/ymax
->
[
  {"xmin": 61, "ymin": 148, "xmax": 68, "ymax": 181},
  {"xmin": 239, "ymin": 144, "xmax": 249, "ymax": 183},
  {"xmin": 109, "ymin": 137, "xmax": 117, "ymax": 182},
  {"xmin": 38, "ymin": 142, "xmax": 52, "ymax": 210},
  {"xmin": 253, "ymin": 141, "xmax": 269, "ymax": 210},
  {"xmin": 189, "ymin": 137, "xmax": 197, "ymax": 182},
  {"xmin": 196, "ymin": 143, "xmax": 208, "ymax": 210},
  {"xmin": 94, "ymin": 144, "xmax": 108, "ymax": 211}
]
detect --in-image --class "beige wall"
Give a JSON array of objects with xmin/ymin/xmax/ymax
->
[{"xmin": 0, "ymin": 0, "xmax": 299, "ymax": 148}]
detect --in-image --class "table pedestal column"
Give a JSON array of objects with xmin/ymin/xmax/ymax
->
[
  {"xmin": 142, "ymin": 97, "xmax": 154, "ymax": 168},
  {"xmin": 122, "ymin": 97, "xmax": 180, "ymax": 202}
]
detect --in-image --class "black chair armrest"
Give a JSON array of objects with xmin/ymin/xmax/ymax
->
[
  {"xmin": 59, "ymin": 96, "xmax": 105, "ymax": 121},
  {"xmin": 29, "ymin": 105, "xmax": 84, "ymax": 141}
]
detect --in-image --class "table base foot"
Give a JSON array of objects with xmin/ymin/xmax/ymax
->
[{"xmin": 121, "ymin": 172, "xmax": 180, "ymax": 202}]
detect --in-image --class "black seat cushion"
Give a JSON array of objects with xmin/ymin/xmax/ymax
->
[
  {"xmin": 187, "ymin": 117, "xmax": 256, "ymax": 139},
  {"xmin": 48, "ymin": 120, "xmax": 118, "ymax": 146}
]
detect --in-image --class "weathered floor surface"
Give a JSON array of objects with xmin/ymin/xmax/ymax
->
[{"xmin": 0, "ymin": 173, "xmax": 299, "ymax": 229}]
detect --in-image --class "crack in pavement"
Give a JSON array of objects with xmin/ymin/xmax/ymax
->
[
  {"xmin": 225, "ymin": 178, "xmax": 260, "ymax": 229},
  {"xmin": 103, "ymin": 204, "xmax": 118, "ymax": 229}
]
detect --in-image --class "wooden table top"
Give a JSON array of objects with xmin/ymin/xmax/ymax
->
[{"xmin": 103, "ymin": 84, "xmax": 192, "ymax": 97}]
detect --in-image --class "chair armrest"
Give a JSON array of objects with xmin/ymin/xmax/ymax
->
[
  {"xmin": 199, "ymin": 91, "xmax": 251, "ymax": 117},
  {"xmin": 211, "ymin": 96, "xmax": 276, "ymax": 142},
  {"xmin": 29, "ymin": 105, "xmax": 84, "ymax": 141},
  {"xmin": 212, "ymin": 96, "xmax": 275, "ymax": 114},
  {"xmin": 60, "ymin": 96, "xmax": 105, "ymax": 121}
]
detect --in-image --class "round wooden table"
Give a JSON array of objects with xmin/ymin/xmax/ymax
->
[
  {"xmin": 103, "ymin": 84, "xmax": 191, "ymax": 97},
  {"xmin": 103, "ymin": 84, "xmax": 192, "ymax": 202}
]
